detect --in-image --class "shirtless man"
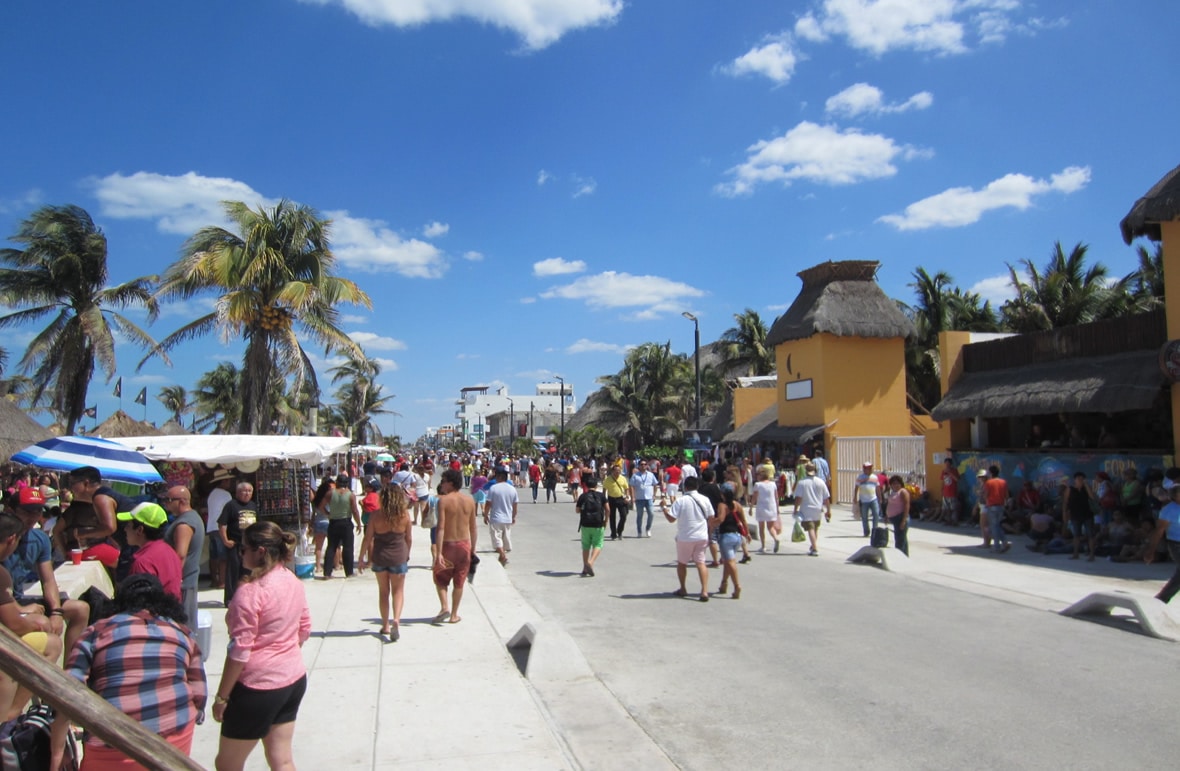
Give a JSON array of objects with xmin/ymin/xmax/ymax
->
[{"xmin": 432, "ymin": 469, "xmax": 478, "ymax": 625}]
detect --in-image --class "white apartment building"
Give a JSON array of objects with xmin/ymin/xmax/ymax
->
[{"xmin": 455, "ymin": 383, "xmax": 574, "ymax": 446}]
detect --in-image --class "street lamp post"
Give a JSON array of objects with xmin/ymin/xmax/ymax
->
[
  {"xmin": 529, "ymin": 401, "xmax": 535, "ymax": 448},
  {"xmin": 682, "ymin": 311, "xmax": 701, "ymax": 429}
]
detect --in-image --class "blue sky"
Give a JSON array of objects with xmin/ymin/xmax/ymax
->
[{"xmin": 2, "ymin": 1, "xmax": 1177, "ymax": 442}]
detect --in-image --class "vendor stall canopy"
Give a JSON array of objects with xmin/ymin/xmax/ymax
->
[{"xmin": 110, "ymin": 434, "xmax": 351, "ymax": 466}]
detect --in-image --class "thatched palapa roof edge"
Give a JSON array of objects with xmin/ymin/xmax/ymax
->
[
  {"xmin": 930, "ymin": 349, "xmax": 1164, "ymax": 421},
  {"xmin": 1121, "ymin": 163, "xmax": 1180, "ymax": 245}
]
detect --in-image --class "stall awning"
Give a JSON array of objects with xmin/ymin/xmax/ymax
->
[
  {"xmin": 111, "ymin": 434, "xmax": 352, "ymax": 465},
  {"xmin": 721, "ymin": 403, "xmax": 823, "ymax": 445},
  {"xmin": 930, "ymin": 349, "xmax": 1165, "ymax": 421}
]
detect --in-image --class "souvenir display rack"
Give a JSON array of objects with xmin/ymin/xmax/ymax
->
[{"xmin": 254, "ymin": 459, "xmax": 313, "ymax": 532}]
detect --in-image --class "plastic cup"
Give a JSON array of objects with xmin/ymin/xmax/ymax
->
[{"xmin": 70, "ymin": 549, "xmax": 83, "ymax": 566}]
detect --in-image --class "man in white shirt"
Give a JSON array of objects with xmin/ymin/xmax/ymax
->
[
  {"xmin": 793, "ymin": 463, "xmax": 831, "ymax": 557},
  {"xmin": 661, "ymin": 476, "xmax": 713, "ymax": 602},
  {"xmin": 483, "ymin": 467, "xmax": 518, "ymax": 566},
  {"xmin": 205, "ymin": 470, "xmax": 234, "ymax": 589}
]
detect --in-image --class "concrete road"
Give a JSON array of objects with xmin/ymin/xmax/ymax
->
[{"xmin": 495, "ymin": 492, "xmax": 1180, "ymax": 770}]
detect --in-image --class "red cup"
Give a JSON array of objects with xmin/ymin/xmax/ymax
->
[{"xmin": 70, "ymin": 549, "xmax": 83, "ymax": 566}]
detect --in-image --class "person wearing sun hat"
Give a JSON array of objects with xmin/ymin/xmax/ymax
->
[{"xmin": 120, "ymin": 502, "xmax": 183, "ymax": 604}]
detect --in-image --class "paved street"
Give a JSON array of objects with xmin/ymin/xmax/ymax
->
[{"xmin": 499, "ymin": 491, "xmax": 1180, "ymax": 770}]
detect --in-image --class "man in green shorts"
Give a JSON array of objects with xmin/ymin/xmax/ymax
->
[{"xmin": 576, "ymin": 476, "xmax": 607, "ymax": 577}]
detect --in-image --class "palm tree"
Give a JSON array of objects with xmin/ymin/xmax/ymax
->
[
  {"xmin": 329, "ymin": 353, "xmax": 394, "ymax": 444},
  {"xmin": 157, "ymin": 385, "xmax": 190, "ymax": 425},
  {"xmin": 1127, "ymin": 241, "xmax": 1165, "ymax": 310},
  {"xmin": 719, "ymin": 309, "xmax": 775, "ymax": 376},
  {"xmin": 1000, "ymin": 241, "xmax": 1127, "ymax": 332},
  {"xmin": 145, "ymin": 200, "xmax": 371, "ymax": 434},
  {"xmin": 192, "ymin": 362, "xmax": 241, "ymax": 433},
  {"xmin": 597, "ymin": 342, "xmax": 688, "ymax": 448},
  {"xmin": 0, "ymin": 205, "xmax": 158, "ymax": 434},
  {"xmin": 903, "ymin": 267, "xmax": 1000, "ymax": 409}
]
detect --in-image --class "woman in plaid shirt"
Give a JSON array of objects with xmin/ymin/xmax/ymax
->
[{"xmin": 50, "ymin": 572, "xmax": 207, "ymax": 768}]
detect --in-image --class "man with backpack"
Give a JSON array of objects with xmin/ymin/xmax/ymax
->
[{"xmin": 576, "ymin": 476, "xmax": 607, "ymax": 577}]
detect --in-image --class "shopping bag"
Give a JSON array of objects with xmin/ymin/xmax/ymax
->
[{"xmin": 791, "ymin": 518, "xmax": 806, "ymax": 543}]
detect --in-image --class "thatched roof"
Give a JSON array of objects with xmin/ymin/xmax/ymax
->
[
  {"xmin": 0, "ymin": 399, "xmax": 53, "ymax": 461},
  {"xmin": 1121, "ymin": 163, "xmax": 1180, "ymax": 244},
  {"xmin": 930, "ymin": 350, "xmax": 1164, "ymax": 421},
  {"xmin": 93, "ymin": 410, "xmax": 161, "ymax": 438},
  {"xmin": 158, "ymin": 420, "xmax": 190, "ymax": 436},
  {"xmin": 767, "ymin": 260, "xmax": 916, "ymax": 346},
  {"xmin": 719, "ymin": 402, "xmax": 822, "ymax": 445}
]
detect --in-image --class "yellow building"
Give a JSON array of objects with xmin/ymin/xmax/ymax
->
[{"xmin": 723, "ymin": 260, "xmax": 923, "ymax": 501}]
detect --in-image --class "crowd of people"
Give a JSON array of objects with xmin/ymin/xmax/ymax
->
[
  {"xmin": 6, "ymin": 442, "xmax": 1180, "ymax": 767},
  {"xmin": 0, "ymin": 465, "xmax": 311, "ymax": 770}
]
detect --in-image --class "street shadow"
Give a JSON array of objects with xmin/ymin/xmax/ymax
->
[
  {"xmin": 309, "ymin": 629, "xmax": 386, "ymax": 640},
  {"xmin": 613, "ymin": 592, "xmax": 684, "ymax": 600},
  {"xmin": 535, "ymin": 570, "xmax": 581, "ymax": 578},
  {"xmin": 943, "ymin": 543, "xmax": 1172, "ymax": 584}
]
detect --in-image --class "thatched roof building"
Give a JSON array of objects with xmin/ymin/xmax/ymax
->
[
  {"xmin": 93, "ymin": 410, "xmax": 161, "ymax": 438},
  {"xmin": 931, "ymin": 310, "xmax": 1167, "ymax": 421},
  {"xmin": 0, "ymin": 399, "xmax": 53, "ymax": 461},
  {"xmin": 158, "ymin": 420, "xmax": 190, "ymax": 436},
  {"xmin": 1121, "ymin": 162, "xmax": 1180, "ymax": 244},
  {"xmin": 767, "ymin": 260, "xmax": 915, "ymax": 346}
]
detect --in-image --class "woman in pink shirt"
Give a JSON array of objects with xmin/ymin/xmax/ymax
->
[{"xmin": 212, "ymin": 521, "xmax": 312, "ymax": 771}]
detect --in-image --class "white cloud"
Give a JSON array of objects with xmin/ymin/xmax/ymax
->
[
  {"xmin": 89, "ymin": 171, "xmax": 449, "ymax": 279},
  {"xmin": 566, "ymin": 338, "xmax": 633, "ymax": 355},
  {"xmin": 423, "ymin": 221, "xmax": 449, "ymax": 238},
  {"xmin": 825, "ymin": 82, "xmax": 933, "ymax": 118},
  {"xmin": 348, "ymin": 331, "xmax": 408, "ymax": 351},
  {"xmin": 716, "ymin": 121, "xmax": 923, "ymax": 196},
  {"xmin": 540, "ymin": 271, "xmax": 706, "ymax": 318},
  {"xmin": 325, "ymin": 210, "xmax": 447, "ymax": 278},
  {"xmin": 371, "ymin": 357, "xmax": 399, "ymax": 372},
  {"xmin": 90, "ymin": 171, "xmax": 272, "ymax": 234},
  {"xmin": 572, "ymin": 175, "xmax": 597, "ymax": 197},
  {"xmin": 537, "ymin": 170, "xmax": 553, "ymax": 186},
  {"xmin": 533, "ymin": 257, "xmax": 587, "ymax": 277},
  {"xmin": 794, "ymin": 0, "xmax": 1027, "ymax": 56},
  {"xmin": 0, "ymin": 188, "xmax": 44, "ymax": 215},
  {"xmin": 766, "ymin": 303, "xmax": 791, "ymax": 312},
  {"xmin": 519, "ymin": 297, "xmax": 537, "ymax": 304},
  {"xmin": 340, "ymin": 314, "xmax": 369, "ymax": 324},
  {"xmin": 463, "ymin": 250, "xmax": 484, "ymax": 262},
  {"xmin": 877, "ymin": 165, "xmax": 1091, "ymax": 231},
  {"xmin": 153, "ymin": 296, "xmax": 220, "ymax": 319},
  {"xmin": 725, "ymin": 35, "xmax": 799, "ymax": 84},
  {"xmin": 969, "ymin": 274, "xmax": 1017, "ymax": 307},
  {"xmin": 129, "ymin": 374, "xmax": 171, "ymax": 385},
  {"xmin": 299, "ymin": 0, "xmax": 623, "ymax": 50}
]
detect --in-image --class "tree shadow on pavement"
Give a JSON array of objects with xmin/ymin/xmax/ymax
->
[
  {"xmin": 309, "ymin": 629, "xmax": 386, "ymax": 640},
  {"xmin": 535, "ymin": 570, "xmax": 581, "ymax": 578}
]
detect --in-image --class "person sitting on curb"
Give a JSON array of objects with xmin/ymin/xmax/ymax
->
[{"xmin": 2, "ymin": 487, "xmax": 90, "ymax": 658}]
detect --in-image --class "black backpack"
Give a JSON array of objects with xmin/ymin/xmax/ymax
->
[{"xmin": 578, "ymin": 491, "xmax": 606, "ymax": 528}]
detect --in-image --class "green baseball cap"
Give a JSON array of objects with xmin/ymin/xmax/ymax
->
[{"xmin": 117, "ymin": 502, "xmax": 168, "ymax": 529}]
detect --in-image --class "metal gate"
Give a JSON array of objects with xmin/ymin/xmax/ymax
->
[{"xmin": 833, "ymin": 436, "xmax": 926, "ymax": 504}]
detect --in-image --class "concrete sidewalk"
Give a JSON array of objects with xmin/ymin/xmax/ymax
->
[
  {"xmin": 189, "ymin": 532, "xmax": 576, "ymax": 770},
  {"xmin": 803, "ymin": 502, "xmax": 1179, "ymax": 613}
]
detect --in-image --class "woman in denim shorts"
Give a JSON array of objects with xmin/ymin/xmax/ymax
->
[{"xmin": 370, "ymin": 485, "xmax": 412, "ymax": 641}]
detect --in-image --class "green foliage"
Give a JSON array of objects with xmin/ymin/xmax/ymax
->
[
  {"xmin": 719, "ymin": 308, "xmax": 775, "ymax": 376},
  {"xmin": 0, "ymin": 205, "xmax": 158, "ymax": 433},
  {"xmin": 145, "ymin": 199, "xmax": 371, "ymax": 434}
]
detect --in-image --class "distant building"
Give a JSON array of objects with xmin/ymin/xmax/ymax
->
[{"xmin": 454, "ymin": 383, "xmax": 573, "ymax": 446}]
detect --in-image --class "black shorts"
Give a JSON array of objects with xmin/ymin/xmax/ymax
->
[{"xmin": 221, "ymin": 675, "xmax": 307, "ymax": 741}]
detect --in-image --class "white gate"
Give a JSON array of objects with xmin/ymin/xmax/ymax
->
[{"xmin": 833, "ymin": 436, "xmax": 926, "ymax": 504}]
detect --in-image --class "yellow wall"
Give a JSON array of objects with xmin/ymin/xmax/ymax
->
[
  {"xmin": 733, "ymin": 387, "xmax": 777, "ymax": 429},
  {"xmin": 938, "ymin": 330, "xmax": 976, "ymax": 448},
  {"xmin": 816, "ymin": 335, "xmax": 910, "ymax": 436},
  {"xmin": 775, "ymin": 335, "xmax": 826, "ymax": 427}
]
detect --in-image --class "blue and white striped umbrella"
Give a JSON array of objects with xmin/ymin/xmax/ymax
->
[{"xmin": 11, "ymin": 435, "xmax": 163, "ymax": 484}]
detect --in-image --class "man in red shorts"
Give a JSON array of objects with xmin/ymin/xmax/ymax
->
[{"xmin": 432, "ymin": 469, "xmax": 477, "ymax": 625}]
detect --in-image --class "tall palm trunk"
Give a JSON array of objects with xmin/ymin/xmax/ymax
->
[{"xmin": 241, "ymin": 330, "xmax": 274, "ymax": 434}]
